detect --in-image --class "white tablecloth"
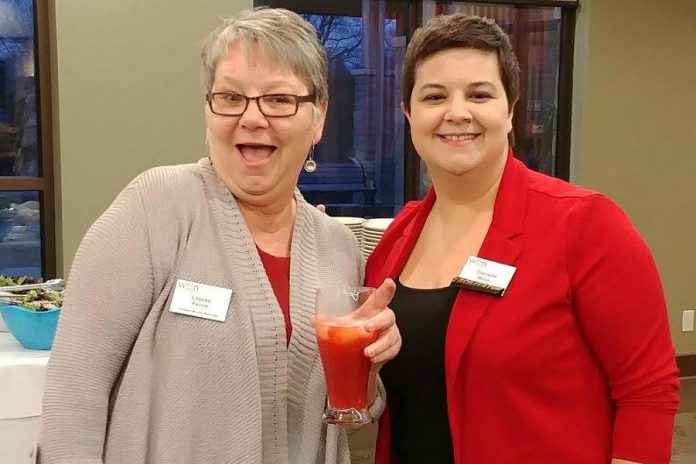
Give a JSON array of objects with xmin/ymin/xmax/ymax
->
[{"xmin": 0, "ymin": 332, "xmax": 49, "ymax": 464}]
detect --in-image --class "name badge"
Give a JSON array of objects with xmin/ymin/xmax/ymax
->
[
  {"xmin": 451, "ymin": 257, "xmax": 517, "ymax": 296},
  {"xmin": 169, "ymin": 279, "xmax": 232, "ymax": 322}
]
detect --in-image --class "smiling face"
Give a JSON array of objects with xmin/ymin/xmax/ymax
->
[
  {"xmin": 404, "ymin": 47, "xmax": 513, "ymax": 179},
  {"xmin": 205, "ymin": 42, "xmax": 327, "ymax": 206}
]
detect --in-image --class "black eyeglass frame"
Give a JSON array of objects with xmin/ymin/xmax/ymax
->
[{"xmin": 205, "ymin": 92, "xmax": 316, "ymax": 117}]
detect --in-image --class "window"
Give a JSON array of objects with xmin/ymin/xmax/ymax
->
[
  {"xmin": 0, "ymin": 0, "xmax": 55, "ymax": 277},
  {"xmin": 418, "ymin": 1, "xmax": 573, "ymax": 197},
  {"xmin": 257, "ymin": 0, "xmax": 577, "ymax": 212},
  {"xmin": 258, "ymin": 0, "xmax": 413, "ymax": 217},
  {"xmin": 299, "ymin": 9, "xmax": 408, "ymax": 217}
]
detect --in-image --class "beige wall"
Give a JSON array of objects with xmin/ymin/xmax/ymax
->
[
  {"xmin": 50, "ymin": 0, "xmax": 252, "ymax": 276},
  {"xmin": 572, "ymin": 0, "xmax": 696, "ymax": 353}
]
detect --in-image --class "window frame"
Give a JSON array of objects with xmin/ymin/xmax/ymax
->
[{"xmin": 0, "ymin": 0, "xmax": 56, "ymax": 278}]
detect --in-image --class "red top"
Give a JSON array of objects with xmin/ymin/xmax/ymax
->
[
  {"xmin": 257, "ymin": 247, "xmax": 292, "ymax": 345},
  {"xmin": 366, "ymin": 150, "xmax": 680, "ymax": 464}
]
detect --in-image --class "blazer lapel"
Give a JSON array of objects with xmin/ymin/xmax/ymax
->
[
  {"xmin": 443, "ymin": 152, "xmax": 529, "ymax": 456},
  {"xmin": 444, "ymin": 229, "xmax": 523, "ymax": 459},
  {"xmin": 444, "ymin": 228, "xmax": 523, "ymax": 396},
  {"xmin": 386, "ymin": 198, "xmax": 433, "ymax": 279}
]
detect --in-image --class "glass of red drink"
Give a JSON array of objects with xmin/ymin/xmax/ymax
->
[{"xmin": 314, "ymin": 286, "xmax": 379, "ymax": 425}]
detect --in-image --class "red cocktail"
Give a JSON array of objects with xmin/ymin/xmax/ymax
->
[
  {"xmin": 316, "ymin": 324, "xmax": 379, "ymax": 412},
  {"xmin": 314, "ymin": 286, "xmax": 377, "ymax": 425}
]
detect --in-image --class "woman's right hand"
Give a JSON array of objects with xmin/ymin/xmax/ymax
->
[{"xmin": 357, "ymin": 278, "xmax": 400, "ymax": 368}]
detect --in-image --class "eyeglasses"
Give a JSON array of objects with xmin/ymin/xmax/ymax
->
[{"xmin": 206, "ymin": 92, "xmax": 315, "ymax": 117}]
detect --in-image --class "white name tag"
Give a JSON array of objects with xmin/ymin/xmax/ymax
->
[
  {"xmin": 452, "ymin": 257, "xmax": 517, "ymax": 296},
  {"xmin": 169, "ymin": 279, "xmax": 232, "ymax": 322}
]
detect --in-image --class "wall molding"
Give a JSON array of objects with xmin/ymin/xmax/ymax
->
[{"xmin": 677, "ymin": 353, "xmax": 696, "ymax": 378}]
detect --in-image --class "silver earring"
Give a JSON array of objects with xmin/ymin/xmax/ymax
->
[{"xmin": 304, "ymin": 144, "xmax": 317, "ymax": 173}]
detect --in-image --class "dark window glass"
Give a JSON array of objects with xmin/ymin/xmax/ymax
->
[
  {"xmin": 0, "ymin": 0, "xmax": 39, "ymax": 177},
  {"xmin": 0, "ymin": 190, "xmax": 41, "ymax": 277},
  {"xmin": 0, "ymin": 0, "xmax": 52, "ymax": 278},
  {"xmin": 419, "ymin": 2, "xmax": 562, "ymax": 197},
  {"xmin": 299, "ymin": 9, "xmax": 407, "ymax": 217}
]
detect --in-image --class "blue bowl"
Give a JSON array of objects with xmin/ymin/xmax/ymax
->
[{"xmin": 0, "ymin": 303, "xmax": 61, "ymax": 350}]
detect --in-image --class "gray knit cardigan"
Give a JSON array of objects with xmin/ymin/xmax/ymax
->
[{"xmin": 37, "ymin": 159, "xmax": 384, "ymax": 464}]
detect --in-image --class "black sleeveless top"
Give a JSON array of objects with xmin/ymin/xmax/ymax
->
[{"xmin": 380, "ymin": 278, "xmax": 458, "ymax": 463}]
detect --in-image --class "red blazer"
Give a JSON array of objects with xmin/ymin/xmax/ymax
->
[{"xmin": 366, "ymin": 152, "xmax": 679, "ymax": 464}]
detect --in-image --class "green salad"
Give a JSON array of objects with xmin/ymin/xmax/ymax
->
[
  {"xmin": 0, "ymin": 275, "xmax": 40, "ymax": 287},
  {"xmin": 10, "ymin": 289, "xmax": 63, "ymax": 312},
  {"xmin": 0, "ymin": 276, "xmax": 63, "ymax": 311}
]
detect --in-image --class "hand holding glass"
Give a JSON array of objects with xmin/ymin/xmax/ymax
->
[{"xmin": 314, "ymin": 286, "xmax": 379, "ymax": 425}]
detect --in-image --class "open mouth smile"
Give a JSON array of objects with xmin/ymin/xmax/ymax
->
[{"xmin": 236, "ymin": 143, "xmax": 277, "ymax": 166}]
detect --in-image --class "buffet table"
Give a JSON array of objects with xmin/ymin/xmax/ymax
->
[{"xmin": 0, "ymin": 332, "xmax": 49, "ymax": 464}]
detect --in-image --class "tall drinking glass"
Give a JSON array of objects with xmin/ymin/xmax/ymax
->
[{"xmin": 314, "ymin": 285, "xmax": 379, "ymax": 425}]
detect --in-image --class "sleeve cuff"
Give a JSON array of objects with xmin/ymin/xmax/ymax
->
[
  {"xmin": 612, "ymin": 406, "xmax": 676, "ymax": 464},
  {"xmin": 368, "ymin": 375, "xmax": 387, "ymax": 422},
  {"xmin": 32, "ymin": 442, "xmax": 104, "ymax": 464}
]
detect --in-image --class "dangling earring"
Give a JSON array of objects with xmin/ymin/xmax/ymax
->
[{"xmin": 304, "ymin": 143, "xmax": 317, "ymax": 173}]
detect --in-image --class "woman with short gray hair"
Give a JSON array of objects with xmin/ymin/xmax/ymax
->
[{"xmin": 37, "ymin": 8, "xmax": 401, "ymax": 464}]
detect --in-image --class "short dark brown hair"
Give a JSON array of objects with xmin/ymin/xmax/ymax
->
[{"xmin": 402, "ymin": 14, "xmax": 520, "ymax": 111}]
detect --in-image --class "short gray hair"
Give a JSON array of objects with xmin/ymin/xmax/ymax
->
[{"xmin": 201, "ymin": 7, "xmax": 328, "ymax": 103}]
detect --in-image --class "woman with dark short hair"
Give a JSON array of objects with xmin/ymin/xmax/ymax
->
[{"xmin": 367, "ymin": 13, "xmax": 679, "ymax": 464}]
